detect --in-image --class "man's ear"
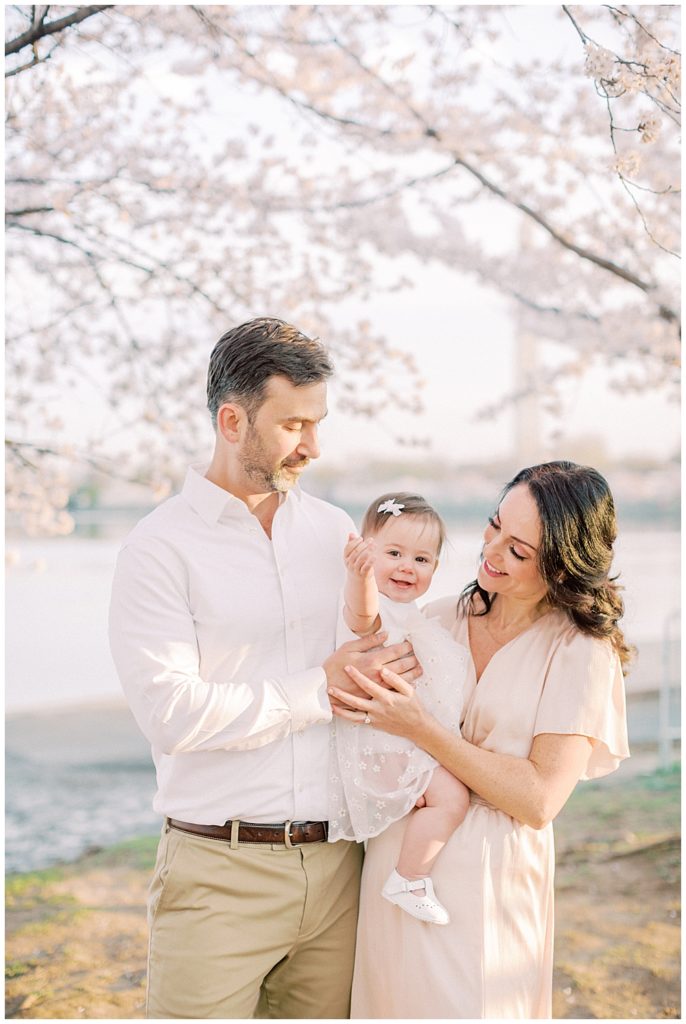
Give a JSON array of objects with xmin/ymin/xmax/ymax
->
[{"xmin": 216, "ymin": 402, "xmax": 245, "ymax": 444}]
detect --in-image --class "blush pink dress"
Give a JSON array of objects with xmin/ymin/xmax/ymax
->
[{"xmin": 351, "ymin": 598, "xmax": 630, "ymax": 1019}]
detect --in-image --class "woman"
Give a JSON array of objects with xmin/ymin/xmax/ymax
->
[{"xmin": 328, "ymin": 461, "xmax": 631, "ymax": 1019}]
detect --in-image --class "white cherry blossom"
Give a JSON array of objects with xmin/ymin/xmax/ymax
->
[{"xmin": 4, "ymin": 5, "xmax": 680, "ymax": 537}]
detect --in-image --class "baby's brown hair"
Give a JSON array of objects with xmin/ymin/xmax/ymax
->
[{"xmin": 360, "ymin": 492, "xmax": 446, "ymax": 556}]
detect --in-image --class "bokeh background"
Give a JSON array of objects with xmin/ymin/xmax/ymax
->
[{"xmin": 5, "ymin": 5, "xmax": 680, "ymax": 1018}]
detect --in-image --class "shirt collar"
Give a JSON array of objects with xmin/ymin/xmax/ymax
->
[{"xmin": 181, "ymin": 463, "xmax": 301, "ymax": 526}]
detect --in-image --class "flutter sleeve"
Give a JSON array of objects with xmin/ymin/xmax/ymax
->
[{"xmin": 534, "ymin": 628, "xmax": 630, "ymax": 780}]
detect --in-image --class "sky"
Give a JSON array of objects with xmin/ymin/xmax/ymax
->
[
  {"xmin": 117, "ymin": 6, "xmax": 682, "ymax": 468},
  {"xmin": 323, "ymin": 256, "xmax": 680, "ymax": 466},
  {"xmin": 10, "ymin": 4, "xmax": 681, "ymax": 472},
  {"xmin": 56, "ymin": 261, "xmax": 680, "ymax": 472}
]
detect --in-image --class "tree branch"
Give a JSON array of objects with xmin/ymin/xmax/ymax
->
[
  {"xmin": 189, "ymin": 6, "xmax": 396, "ymax": 137},
  {"xmin": 562, "ymin": 5, "xmax": 590, "ymax": 45},
  {"xmin": 223, "ymin": 6, "xmax": 679, "ymax": 325},
  {"xmin": 444, "ymin": 155, "xmax": 678, "ymax": 322},
  {"xmin": 5, "ymin": 438, "xmax": 159, "ymax": 488},
  {"xmin": 5, "ymin": 206, "xmax": 55, "ymax": 217},
  {"xmin": 5, "ymin": 41, "xmax": 59, "ymax": 77},
  {"xmin": 507, "ymin": 289, "xmax": 601, "ymax": 324},
  {"xmin": 6, "ymin": 299, "xmax": 98, "ymax": 343},
  {"xmin": 603, "ymin": 5, "xmax": 681, "ymax": 57},
  {"xmin": 7, "ymin": 215, "xmax": 231, "ymax": 316},
  {"xmin": 6, "ymin": 220, "xmax": 155, "ymax": 275},
  {"xmin": 5, "ymin": 5, "xmax": 113, "ymax": 57}
]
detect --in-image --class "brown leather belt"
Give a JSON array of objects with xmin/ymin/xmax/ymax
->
[{"xmin": 167, "ymin": 818, "xmax": 328, "ymax": 848}]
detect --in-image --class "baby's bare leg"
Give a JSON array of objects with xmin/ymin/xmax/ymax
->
[{"xmin": 396, "ymin": 766, "xmax": 470, "ymax": 880}]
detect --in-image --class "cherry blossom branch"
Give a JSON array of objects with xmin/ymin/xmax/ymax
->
[
  {"xmin": 506, "ymin": 290, "xmax": 600, "ymax": 324},
  {"xmin": 5, "ymin": 206, "xmax": 55, "ymax": 216},
  {"xmin": 603, "ymin": 5, "xmax": 681, "ymax": 58},
  {"xmin": 602, "ymin": 96, "xmax": 680, "ymax": 258},
  {"xmin": 5, "ymin": 42, "xmax": 60, "ymax": 78},
  {"xmin": 7, "ymin": 218, "xmax": 231, "ymax": 314},
  {"xmin": 320, "ymin": 13, "xmax": 438, "ymax": 138},
  {"xmin": 562, "ymin": 6, "xmax": 591, "ymax": 46},
  {"xmin": 189, "ymin": 6, "xmax": 395, "ymax": 137},
  {"xmin": 560, "ymin": 4, "xmax": 680, "ymax": 268},
  {"xmin": 448, "ymin": 154, "xmax": 678, "ymax": 322},
  {"xmin": 5, "ymin": 5, "xmax": 113, "ymax": 57},
  {"xmin": 246, "ymin": 9, "xmax": 680, "ymax": 324},
  {"xmin": 6, "ymin": 300, "xmax": 97, "ymax": 342},
  {"xmin": 5, "ymin": 438, "xmax": 159, "ymax": 488},
  {"xmin": 6, "ymin": 171, "xmax": 177, "ymax": 195},
  {"xmin": 266, "ymin": 162, "xmax": 475, "ymax": 212},
  {"xmin": 6, "ymin": 220, "xmax": 155, "ymax": 275},
  {"xmin": 564, "ymin": 5, "xmax": 680, "ymax": 120}
]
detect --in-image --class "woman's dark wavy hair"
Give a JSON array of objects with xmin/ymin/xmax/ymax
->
[{"xmin": 462, "ymin": 461, "xmax": 634, "ymax": 672}]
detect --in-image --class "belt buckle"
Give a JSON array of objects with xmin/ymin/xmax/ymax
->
[{"xmin": 283, "ymin": 820, "xmax": 327, "ymax": 847}]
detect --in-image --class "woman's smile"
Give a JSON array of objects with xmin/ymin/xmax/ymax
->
[{"xmin": 482, "ymin": 559, "xmax": 507, "ymax": 578}]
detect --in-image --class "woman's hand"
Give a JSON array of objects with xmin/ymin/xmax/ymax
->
[{"xmin": 328, "ymin": 664, "xmax": 432, "ymax": 742}]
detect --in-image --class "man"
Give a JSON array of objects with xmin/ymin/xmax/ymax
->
[{"xmin": 109, "ymin": 318, "xmax": 420, "ymax": 1019}]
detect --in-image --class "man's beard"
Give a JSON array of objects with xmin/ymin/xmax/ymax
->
[{"xmin": 239, "ymin": 424, "xmax": 308, "ymax": 492}]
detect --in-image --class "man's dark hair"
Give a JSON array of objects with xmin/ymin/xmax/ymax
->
[{"xmin": 206, "ymin": 317, "xmax": 333, "ymax": 425}]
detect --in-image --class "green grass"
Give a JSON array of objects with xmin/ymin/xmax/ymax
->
[
  {"xmin": 5, "ymin": 766, "xmax": 681, "ymax": 892},
  {"xmin": 555, "ymin": 763, "xmax": 680, "ymax": 853},
  {"xmin": 5, "ymin": 959, "xmax": 40, "ymax": 980},
  {"xmin": 84, "ymin": 834, "xmax": 159, "ymax": 871},
  {"xmin": 6, "ymin": 865, "xmax": 65, "ymax": 892},
  {"xmin": 5, "ymin": 834, "xmax": 159, "ymax": 925},
  {"xmin": 6, "ymin": 834, "xmax": 160, "ymax": 897}
]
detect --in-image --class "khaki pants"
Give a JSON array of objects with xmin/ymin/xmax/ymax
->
[{"xmin": 146, "ymin": 823, "xmax": 363, "ymax": 1019}]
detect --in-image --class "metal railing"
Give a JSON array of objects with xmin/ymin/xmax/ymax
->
[{"xmin": 659, "ymin": 610, "xmax": 681, "ymax": 769}]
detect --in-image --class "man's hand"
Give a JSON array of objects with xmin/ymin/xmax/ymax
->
[
  {"xmin": 343, "ymin": 533, "xmax": 376, "ymax": 579},
  {"xmin": 323, "ymin": 631, "xmax": 422, "ymax": 707}
]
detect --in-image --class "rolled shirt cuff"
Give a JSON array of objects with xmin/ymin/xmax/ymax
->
[{"xmin": 278, "ymin": 666, "xmax": 332, "ymax": 732}]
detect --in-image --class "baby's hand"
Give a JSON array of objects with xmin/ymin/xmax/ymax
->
[{"xmin": 344, "ymin": 533, "xmax": 376, "ymax": 578}]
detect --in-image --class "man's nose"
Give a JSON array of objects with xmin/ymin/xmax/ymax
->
[{"xmin": 297, "ymin": 426, "xmax": 320, "ymax": 460}]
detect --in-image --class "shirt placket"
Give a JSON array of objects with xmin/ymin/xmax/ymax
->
[{"xmin": 272, "ymin": 510, "xmax": 316, "ymax": 821}]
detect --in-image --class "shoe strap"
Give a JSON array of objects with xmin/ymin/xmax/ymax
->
[{"xmin": 400, "ymin": 876, "xmax": 429, "ymax": 893}]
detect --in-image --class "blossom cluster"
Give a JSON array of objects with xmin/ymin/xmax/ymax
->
[
  {"xmin": 6, "ymin": 452, "xmax": 75, "ymax": 537},
  {"xmin": 4, "ymin": 4, "xmax": 680, "ymax": 541},
  {"xmin": 584, "ymin": 44, "xmax": 616, "ymax": 83}
]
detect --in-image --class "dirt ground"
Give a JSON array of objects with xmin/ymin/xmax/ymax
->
[
  {"xmin": 5, "ymin": 764, "xmax": 680, "ymax": 1020},
  {"xmin": 551, "ymin": 761, "xmax": 680, "ymax": 1019}
]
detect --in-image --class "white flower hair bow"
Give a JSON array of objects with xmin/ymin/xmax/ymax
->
[{"xmin": 377, "ymin": 499, "xmax": 405, "ymax": 517}]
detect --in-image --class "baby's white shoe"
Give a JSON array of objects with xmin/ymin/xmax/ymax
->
[{"xmin": 381, "ymin": 868, "xmax": 450, "ymax": 925}]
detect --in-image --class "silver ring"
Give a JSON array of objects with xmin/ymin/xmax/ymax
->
[{"xmin": 364, "ymin": 714, "xmax": 372, "ymax": 725}]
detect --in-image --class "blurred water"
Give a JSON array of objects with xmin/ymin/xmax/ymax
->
[
  {"xmin": 5, "ymin": 524, "xmax": 679, "ymax": 873},
  {"xmin": 5, "ymin": 705, "xmax": 158, "ymax": 875},
  {"xmin": 5, "ymin": 527, "xmax": 679, "ymax": 712}
]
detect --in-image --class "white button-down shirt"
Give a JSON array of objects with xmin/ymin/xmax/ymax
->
[{"xmin": 109, "ymin": 464, "xmax": 353, "ymax": 824}]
